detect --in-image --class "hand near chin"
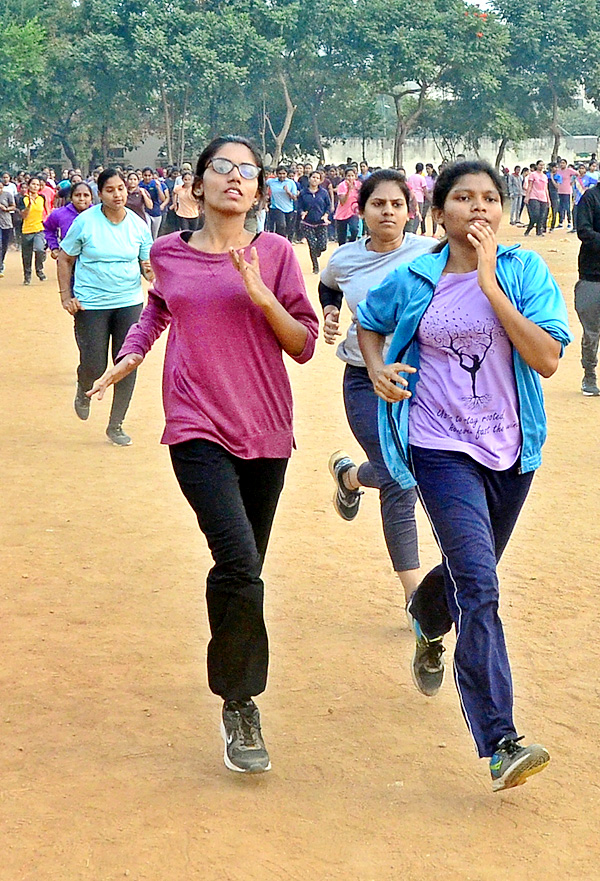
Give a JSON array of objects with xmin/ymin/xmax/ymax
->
[{"xmin": 467, "ymin": 221, "xmax": 498, "ymax": 296}]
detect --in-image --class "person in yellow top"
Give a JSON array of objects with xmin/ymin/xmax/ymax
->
[{"xmin": 21, "ymin": 176, "xmax": 47, "ymax": 284}]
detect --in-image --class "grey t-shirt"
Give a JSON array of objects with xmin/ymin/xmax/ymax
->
[
  {"xmin": 320, "ymin": 233, "xmax": 437, "ymax": 367},
  {"xmin": 0, "ymin": 190, "xmax": 15, "ymax": 229}
]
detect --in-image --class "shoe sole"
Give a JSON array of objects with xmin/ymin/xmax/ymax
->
[
  {"xmin": 582, "ymin": 391, "xmax": 600, "ymax": 396},
  {"xmin": 491, "ymin": 748, "xmax": 550, "ymax": 792},
  {"xmin": 106, "ymin": 437, "xmax": 132, "ymax": 446},
  {"xmin": 328, "ymin": 450, "xmax": 360, "ymax": 522},
  {"xmin": 220, "ymin": 721, "xmax": 271, "ymax": 773}
]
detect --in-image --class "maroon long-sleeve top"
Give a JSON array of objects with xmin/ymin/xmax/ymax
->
[{"xmin": 118, "ymin": 230, "xmax": 318, "ymax": 458}]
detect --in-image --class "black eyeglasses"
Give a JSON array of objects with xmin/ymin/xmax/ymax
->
[{"xmin": 208, "ymin": 157, "xmax": 260, "ymax": 180}]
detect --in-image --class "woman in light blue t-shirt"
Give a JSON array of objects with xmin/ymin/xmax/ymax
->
[{"xmin": 57, "ymin": 168, "xmax": 153, "ymax": 446}]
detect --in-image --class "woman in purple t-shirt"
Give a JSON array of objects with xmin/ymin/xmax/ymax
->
[
  {"xmin": 359, "ymin": 161, "xmax": 567, "ymax": 791},
  {"xmin": 88, "ymin": 136, "xmax": 318, "ymax": 776}
]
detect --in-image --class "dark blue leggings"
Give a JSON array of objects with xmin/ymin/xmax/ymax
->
[
  {"xmin": 410, "ymin": 446, "xmax": 534, "ymax": 756},
  {"xmin": 343, "ymin": 364, "xmax": 419, "ymax": 572}
]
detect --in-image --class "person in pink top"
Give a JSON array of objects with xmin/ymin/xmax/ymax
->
[
  {"xmin": 524, "ymin": 159, "xmax": 550, "ymax": 236},
  {"xmin": 556, "ymin": 158, "xmax": 576, "ymax": 227},
  {"xmin": 334, "ymin": 166, "xmax": 361, "ymax": 244},
  {"xmin": 407, "ymin": 163, "xmax": 428, "ymax": 233},
  {"xmin": 88, "ymin": 135, "xmax": 318, "ymax": 775}
]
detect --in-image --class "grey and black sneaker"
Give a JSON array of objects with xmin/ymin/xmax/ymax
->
[
  {"xmin": 37, "ymin": 271, "xmax": 47, "ymax": 281},
  {"xmin": 328, "ymin": 450, "xmax": 362, "ymax": 521},
  {"xmin": 221, "ymin": 699, "xmax": 271, "ymax": 773},
  {"xmin": 106, "ymin": 424, "xmax": 132, "ymax": 446},
  {"xmin": 490, "ymin": 736, "xmax": 550, "ymax": 792},
  {"xmin": 74, "ymin": 384, "xmax": 90, "ymax": 420},
  {"xmin": 582, "ymin": 374, "xmax": 600, "ymax": 396},
  {"xmin": 405, "ymin": 599, "xmax": 445, "ymax": 697}
]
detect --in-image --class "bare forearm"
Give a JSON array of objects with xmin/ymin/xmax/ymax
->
[
  {"xmin": 261, "ymin": 296, "xmax": 308, "ymax": 357},
  {"xmin": 357, "ymin": 326, "xmax": 386, "ymax": 380},
  {"xmin": 57, "ymin": 252, "xmax": 75, "ymax": 298},
  {"xmin": 485, "ymin": 283, "xmax": 561, "ymax": 377}
]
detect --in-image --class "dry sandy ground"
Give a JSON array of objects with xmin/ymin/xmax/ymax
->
[{"xmin": 1, "ymin": 215, "xmax": 599, "ymax": 881}]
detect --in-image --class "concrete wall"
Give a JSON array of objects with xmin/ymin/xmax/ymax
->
[{"xmin": 321, "ymin": 135, "xmax": 600, "ymax": 170}]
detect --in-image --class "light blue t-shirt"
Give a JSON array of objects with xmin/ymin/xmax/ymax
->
[
  {"xmin": 60, "ymin": 205, "xmax": 152, "ymax": 309},
  {"xmin": 268, "ymin": 178, "xmax": 297, "ymax": 213}
]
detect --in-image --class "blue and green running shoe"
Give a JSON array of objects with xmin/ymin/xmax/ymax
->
[{"xmin": 490, "ymin": 736, "xmax": 550, "ymax": 792}]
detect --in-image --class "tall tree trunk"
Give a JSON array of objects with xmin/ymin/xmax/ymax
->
[
  {"xmin": 267, "ymin": 71, "xmax": 297, "ymax": 167},
  {"xmin": 311, "ymin": 110, "xmax": 325, "ymax": 164},
  {"xmin": 101, "ymin": 123, "xmax": 110, "ymax": 167},
  {"xmin": 549, "ymin": 90, "xmax": 560, "ymax": 161},
  {"xmin": 161, "ymin": 83, "xmax": 174, "ymax": 166},
  {"xmin": 58, "ymin": 134, "xmax": 78, "ymax": 169},
  {"xmin": 178, "ymin": 85, "xmax": 189, "ymax": 168},
  {"xmin": 495, "ymin": 136, "xmax": 509, "ymax": 171},
  {"xmin": 259, "ymin": 95, "xmax": 267, "ymax": 156},
  {"xmin": 393, "ymin": 86, "xmax": 427, "ymax": 168}
]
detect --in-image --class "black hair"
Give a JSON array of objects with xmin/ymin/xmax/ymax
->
[
  {"xmin": 431, "ymin": 160, "xmax": 505, "ymax": 212},
  {"xmin": 193, "ymin": 135, "xmax": 265, "ymax": 199},
  {"xmin": 70, "ymin": 181, "xmax": 93, "ymax": 200},
  {"xmin": 142, "ymin": 166, "xmax": 154, "ymax": 173},
  {"xmin": 415, "ymin": 162, "xmax": 424, "ymax": 173},
  {"xmin": 357, "ymin": 169, "xmax": 411, "ymax": 212},
  {"xmin": 276, "ymin": 165, "xmax": 288, "ymax": 173},
  {"xmin": 344, "ymin": 166, "xmax": 357, "ymax": 176},
  {"xmin": 97, "ymin": 168, "xmax": 126, "ymax": 192}
]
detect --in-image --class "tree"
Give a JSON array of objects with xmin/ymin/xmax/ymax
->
[
  {"xmin": 491, "ymin": 0, "xmax": 600, "ymax": 159},
  {"xmin": 355, "ymin": 0, "xmax": 509, "ymax": 165}
]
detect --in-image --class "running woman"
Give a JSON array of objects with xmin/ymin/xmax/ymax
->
[
  {"xmin": 320, "ymin": 170, "xmax": 436, "ymax": 603},
  {"xmin": 125, "ymin": 172, "xmax": 153, "ymax": 223},
  {"xmin": 87, "ymin": 137, "xmax": 318, "ymax": 774},
  {"xmin": 297, "ymin": 170, "xmax": 330, "ymax": 273},
  {"xmin": 20, "ymin": 176, "xmax": 48, "ymax": 284},
  {"xmin": 172, "ymin": 171, "xmax": 201, "ymax": 231},
  {"xmin": 357, "ymin": 161, "xmax": 571, "ymax": 792},
  {"xmin": 43, "ymin": 181, "xmax": 93, "ymax": 260},
  {"xmin": 57, "ymin": 169, "xmax": 154, "ymax": 446},
  {"xmin": 0, "ymin": 180, "xmax": 15, "ymax": 276},
  {"xmin": 334, "ymin": 167, "xmax": 361, "ymax": 245}
]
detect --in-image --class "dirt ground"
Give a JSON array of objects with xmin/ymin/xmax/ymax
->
[{"xmin": 2, "ymin": 213, "xmax": 600, "ymax": 881}]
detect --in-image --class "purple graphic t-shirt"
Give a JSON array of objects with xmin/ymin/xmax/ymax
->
[{"xmin": 409, "ymin": 269, "xmax": 521, "ymax": 470}]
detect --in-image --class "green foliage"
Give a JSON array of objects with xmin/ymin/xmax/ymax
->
[{"xmin": 3, "ymin": 0, "xmax": 600, "ymax": 170}]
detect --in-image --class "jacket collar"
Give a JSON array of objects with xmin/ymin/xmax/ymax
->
[{"xmin": 408, "ymin": 241, "xmax": 522, "ymax": 285}]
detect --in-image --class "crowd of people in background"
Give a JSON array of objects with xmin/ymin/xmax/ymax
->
[{"xmin": 2, "ymin": 153, "xmax": 599, "ymax": 282}]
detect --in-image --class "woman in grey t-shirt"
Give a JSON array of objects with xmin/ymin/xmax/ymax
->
[{"xmin": 319, "ymin": 169, "xmax": 436, "ymax": 603}]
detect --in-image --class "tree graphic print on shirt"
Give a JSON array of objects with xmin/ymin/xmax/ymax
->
[
  {"xmin": 436, "ymin": 320, "xmax": 498, "ymax": 407},
  {"xmin": 409, "ymin": 270, "xmax": 522, "ymax": 471}
]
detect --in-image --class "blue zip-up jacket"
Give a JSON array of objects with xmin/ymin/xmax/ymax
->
[{"xmin": 356, "ymin": 243, "xmax": 572, "ymax": 489}]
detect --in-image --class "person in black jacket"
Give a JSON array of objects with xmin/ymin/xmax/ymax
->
[{"xmin": 575, "ymin": 182, "xmax": 600, "ymax": 395}]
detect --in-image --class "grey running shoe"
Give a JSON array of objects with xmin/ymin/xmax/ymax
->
[
  {"xmin": 582, "ymin": 374, "xmax": 600, "ymax": 396},
  {"xmin": 37, "ymin": 271, "xmax": 47, "ymax": 281},
  {"xmin": 406, "ymin": 599, "xmax": 445, "ymax": 697},
  {"xmin": 74, "ymin": 384, "xmax": 90, "ymax": 420},
  {"xmin": 490, "ymin": 736, "xmax": 550, "ymax": 792},
  {"xmin": 328, "ymin": 450, "xmax": 362, "ymax": 521},
  {"xmin": 106, "ymin": 424, "xmax": 132, "ymax": 446},
  {"xmin": 221, "ymin": 700, "xmax": 271, "ymax": 773}
]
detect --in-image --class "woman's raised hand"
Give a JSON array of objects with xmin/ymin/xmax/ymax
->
[
  {"xmin": 87, "ymin": 353, "xmax": 144, "ymax": 401},
  {"xmin": 466, "ymin": 220, "xmax": 498, "ymax": 297},
  {"xmin": 229, "ymin": 246, "xmax": 274, "ymax": 309}
]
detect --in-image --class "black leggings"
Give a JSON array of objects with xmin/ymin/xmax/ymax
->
[
  {"xmin": 301, "ymin": 222, "xmax": 328, "ymax": 271},
  {"xmin": 170, "ymin": 439, "xmax": 287, "ymax": 701},
  {"xmin": 74, "ymin": 303, "xmax": 142, "ymax": 426}
]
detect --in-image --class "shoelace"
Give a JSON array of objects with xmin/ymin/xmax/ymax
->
[
  {"xmin": 238, "ymin": 710, "xmax": 262, "ymax": 748},
  {"xmin": 423, "ymin": 642, "xmax": 445, "ymax": 673},
  {"xmin": 496, "ymin": 735, "xmax": 524, "ymax": 756}
]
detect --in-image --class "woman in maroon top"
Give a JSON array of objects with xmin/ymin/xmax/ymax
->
[
  {"xmin": 125, "ymin": 171, "xmax": 153, "ymax": 222},
  {"xmin": 89, "ymin": 136, "xmax": 318, "ymax": 775}
]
